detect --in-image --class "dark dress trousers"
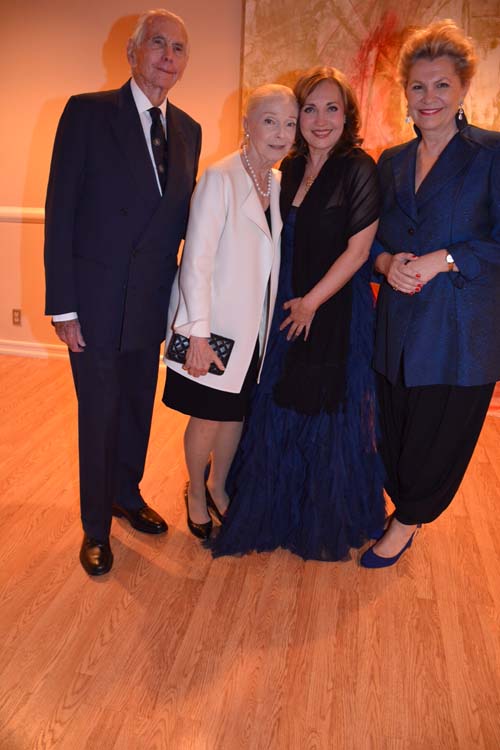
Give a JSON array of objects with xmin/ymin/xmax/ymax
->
[
  {"xmin": 44, "ymin": 80, "xmax": 201, "ymax": 539},
  {"xmin": 372, "ymin": 119, "xmax": 500, "ymax": 523}
]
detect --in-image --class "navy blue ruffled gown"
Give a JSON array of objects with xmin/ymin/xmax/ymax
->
[{"xmin": 210, "ymin": 203, "xmax": 386, "ymax": 562}]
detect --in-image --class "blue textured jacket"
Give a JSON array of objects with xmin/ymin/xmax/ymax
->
[{"xmin": 372, "ymin": 120, "xmax": 500, "ymax": 386}]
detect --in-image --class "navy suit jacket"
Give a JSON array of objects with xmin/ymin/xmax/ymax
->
[
  {"xmin": 373, "ymin": 120, "xmax": 500, "ymax": 386},
  {"xmin": 44, "ymin": 80, "xmax": 201, "ymax": 351}
]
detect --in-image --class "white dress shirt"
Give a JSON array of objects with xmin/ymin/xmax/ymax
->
[{"xmin": 53, "ymin": 78, "xmax": 167, "ymax": 322}]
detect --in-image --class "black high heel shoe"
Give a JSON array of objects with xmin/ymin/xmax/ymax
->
[
  {"xmin": 184, "ymin": 483, "xmax": 212, "ymax": 540},
  {"xmin": 205, "ymin": 486, "xmax": 229, "ymax": 524}
]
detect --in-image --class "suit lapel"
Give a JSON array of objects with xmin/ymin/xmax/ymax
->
[
  {"xmin": 392, "ymin": 140, "xmax": 418, "ymax": 222},
  {"xmin": 415, "ymin": 132, "xmax": 479, "ymax": 210},
  {"xmin": 140, "ymin": 102, "xmax": 194, "ymax": 241},
  {"xmin": 110, "ymin": 81, "xmax": 160, "ymax": 206},
  {"xmin": 162, "ymin": 102, "xmax": 189, "ymax": 208}
]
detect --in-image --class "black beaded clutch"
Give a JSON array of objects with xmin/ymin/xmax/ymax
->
[{"xmin": 166, "ymin": 332, "xmax": 235, "ymax": 376}]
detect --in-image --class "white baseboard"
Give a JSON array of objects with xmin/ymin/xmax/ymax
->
[
  {"xmin": 0, "ymin": 339, "xmax": 167, "ymax": 365},
  {"xmin": 0, "ymin": 339, "xmax": 67, "ymax": 359},
  {"xmin": 0, "ymin": 206, "xmax": 44, "ymax": 223}
]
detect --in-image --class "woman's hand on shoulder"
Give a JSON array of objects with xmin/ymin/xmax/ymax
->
[
  {"xmin": 280, "ymin": 297, "xmax": 316, "ymax": 341},
  {"xmin": 183, "ymin": 336, "xmax": 224, "ymax": 377}
]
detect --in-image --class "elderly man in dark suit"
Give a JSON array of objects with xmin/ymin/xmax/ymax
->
[{"xmin": 44, "ymin": 9, "xmax": 201, "ymax": 576}]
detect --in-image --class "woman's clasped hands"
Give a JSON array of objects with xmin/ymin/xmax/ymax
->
[
  {"xmin": 383, "ymin": 252, "xmax": 422, "ymax": 294},
  {"xmin": 383, "ymin": 249, "xmax": 451, "ymax": 295}
]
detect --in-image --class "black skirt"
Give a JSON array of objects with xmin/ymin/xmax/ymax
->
[{"xmin": 163, "ymin": 342, "xmax": 259, "ymax": 422}]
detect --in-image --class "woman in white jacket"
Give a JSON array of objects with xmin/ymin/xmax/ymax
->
[{"xmin": 163, "ymin": 84, "xmax": 298, "ymax": 539}]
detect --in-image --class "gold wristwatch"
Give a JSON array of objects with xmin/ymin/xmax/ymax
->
[{"xmin": 445, "ymin": 252, "xmax": 455, "ymax": 272}]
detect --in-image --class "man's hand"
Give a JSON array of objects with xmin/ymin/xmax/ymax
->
[{"xmin": 54, "ymin": 319, "xmax": 86, "ymax": 352}]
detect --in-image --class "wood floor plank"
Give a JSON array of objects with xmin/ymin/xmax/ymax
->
[{"xmin": 1, "ymin": 355, "xmax": 500, "ymax": 749}]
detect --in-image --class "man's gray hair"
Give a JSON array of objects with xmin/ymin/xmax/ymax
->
[{"xmin": 130, "ymin": 8, "xmax": 189, "ymax": 51}]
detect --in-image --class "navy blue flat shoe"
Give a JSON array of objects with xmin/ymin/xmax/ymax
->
[{"xmin": 360, "ymin": 524, "xmax": 421, "ymax": 568}]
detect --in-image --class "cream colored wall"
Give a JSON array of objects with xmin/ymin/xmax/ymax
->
[{"xmin": 0, "ymin": 0, "xmax": 243, "ymax": 355}]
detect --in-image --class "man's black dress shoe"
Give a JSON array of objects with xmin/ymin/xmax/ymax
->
[
  {"xmin": 112, "ymin": 503, "xmax": 168, "ymax": 534},
  {"xmin": 80, "ymin": 534, "xmax": 113, "ymax": 576}
]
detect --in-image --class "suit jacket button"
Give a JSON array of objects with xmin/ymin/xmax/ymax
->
[
  {"xmin": 408, "ymin": 227, "xmax": 415, "ymax": 235},
  {"xmin": 120, "ymin": 208, "xmax": 128, "ymax": 216}
]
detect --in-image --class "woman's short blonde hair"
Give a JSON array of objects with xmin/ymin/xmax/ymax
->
[
  {"xmin": 398, "ymin": 19, "xmax": 477, "ymax": 88},
  {"xmin": 244, "ymin": 84, "xmax": 297, "ymax": 119},
  {"xmin": 291, "ymin": 66, "xmax": 362, "ymax": 158}
]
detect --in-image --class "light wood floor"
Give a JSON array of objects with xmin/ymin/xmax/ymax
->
[{"xmin": 0, "ymin": 355, "xmax": 499, "ymax": 750}]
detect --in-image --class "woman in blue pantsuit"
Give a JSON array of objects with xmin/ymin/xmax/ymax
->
[{"xmin": 362, "ymin": 20, "xmax": 500, "ymax": 567}]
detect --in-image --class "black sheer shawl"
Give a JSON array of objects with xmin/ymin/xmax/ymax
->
[{"xmin": 274, "ymin": 148, "xmax": 380, "ymax": 415}]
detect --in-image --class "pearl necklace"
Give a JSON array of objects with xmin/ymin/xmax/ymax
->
[{"xmin": 242, "ymin": 145, "xmax": 272, "ymax": 198}]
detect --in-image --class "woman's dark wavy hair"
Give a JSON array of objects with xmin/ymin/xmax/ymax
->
[{"xmin": 291, "ymin": 66, "xmax": 363, "ymax": 158}]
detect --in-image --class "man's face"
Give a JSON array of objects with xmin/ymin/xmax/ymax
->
[{"xmin": 127, "ymin": 16, "xmax": 188, "ymax": 99}]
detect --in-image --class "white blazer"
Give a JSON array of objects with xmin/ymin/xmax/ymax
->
[{"xmin": 165, "ymin": 151, "xmax": 283, "ymax": 393}]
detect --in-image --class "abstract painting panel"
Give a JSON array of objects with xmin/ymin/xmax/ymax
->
[{"xmin": 243, "ymin": 0, "xmax": 500, "ymax": 155}]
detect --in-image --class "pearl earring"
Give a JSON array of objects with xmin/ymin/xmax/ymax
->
[
  {"xmin": 405, "ymin": 108, "xmax": 411, "ymax": 125},
  {"xmin": 458, "ymin": 102, "xmax": 464, "ymax": 120}
]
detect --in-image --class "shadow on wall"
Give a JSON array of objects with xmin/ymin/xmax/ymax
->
[
  {"xmin": 20, "ymin": 12, "xmax": 239, "ymax": 352},
  {"xmin": 20, "ymin": 15, "xmax": 138, "ymax": 352},
  {"xmin": 20, "ymin": 95, "xmax": 69, "ymax": 351},
  {"xmin": 198, "ymin": 89, "xmax": 242, "ymax": 175},
  {"xmin": 101, "ymin": 14, "xmax": 139, "ymax": 90}
]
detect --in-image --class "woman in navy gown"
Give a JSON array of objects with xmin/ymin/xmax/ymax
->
[{"xmin": 211, "ymin": 67, "xmax": 385, "ymax": 561}]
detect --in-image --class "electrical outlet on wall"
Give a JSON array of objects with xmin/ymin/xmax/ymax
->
[{"xmin": 12, "ymin": 309, "xmax": 22, "ymax": 325}]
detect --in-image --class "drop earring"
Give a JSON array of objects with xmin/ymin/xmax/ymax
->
[
  {"xmin": 405, "ymin": 108, "xmax": 411, "ymax": 125},
  {"xmin": 458, "ymin": 102, "xmax": 464, "ymax": 120}
]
